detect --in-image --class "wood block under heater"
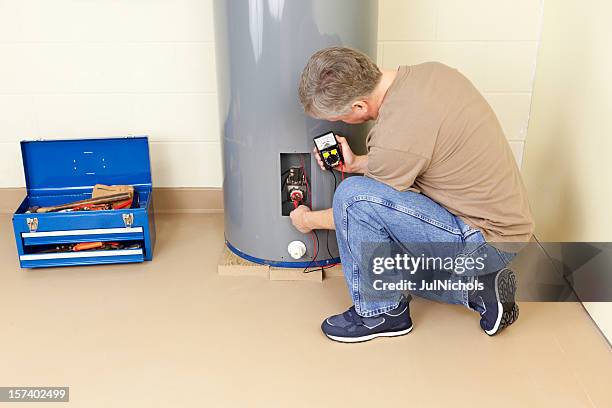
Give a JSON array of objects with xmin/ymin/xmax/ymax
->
[{"xmin": 218, "ymin": 246, "xmax": 341, "ymax": 282}]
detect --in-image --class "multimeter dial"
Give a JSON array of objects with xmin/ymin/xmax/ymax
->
[{"xmin": 322, "ymin": 149, "xmax": 340, "ymax": 167}]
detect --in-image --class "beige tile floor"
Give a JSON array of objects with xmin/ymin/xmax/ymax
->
[{"xmin": 1, "ymin": 213, "xmax": 611, "ymax": 408}]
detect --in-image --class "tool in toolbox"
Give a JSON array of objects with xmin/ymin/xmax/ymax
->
[
  {"xmin": 35, "ymin": 241, "xmax": 142, "ymax": 254},
  {"xmin": 91, "ymin": 184, "xmax": 134, "ymax": 209},
  {"xmin": 26, "ymin": 184, "xmax": 134, "ymax": 213}
]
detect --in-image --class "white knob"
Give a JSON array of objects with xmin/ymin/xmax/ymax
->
[{"xmin": 287, "ymin": 240, "xmax": 307, "ymax": 260}]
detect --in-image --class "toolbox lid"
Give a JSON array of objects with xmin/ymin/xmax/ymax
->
[{"xmin": 21, "ymin": 136, "xmax": 153, "ymax": 193}]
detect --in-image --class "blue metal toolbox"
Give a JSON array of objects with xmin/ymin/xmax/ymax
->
[{"xmin": 12, "ymin": 136, "xmax": 156, "ymax": 268}]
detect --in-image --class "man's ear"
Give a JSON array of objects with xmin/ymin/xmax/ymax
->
[{"xmin": 351, "ymin": 100, "xmax": 368, "ymax": 113}]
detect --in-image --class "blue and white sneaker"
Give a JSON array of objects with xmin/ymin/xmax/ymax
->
[
  {"xmin": 469, "ymin": 268, "xmax": 520, "ymax": 336},
  {"xmin": 321, "ymin": 297, "xmax": 413, "ymax": 343}
]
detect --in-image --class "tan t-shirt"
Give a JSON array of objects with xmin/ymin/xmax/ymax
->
[{"xmin": 365, "ymin": 62, "xmax": 534, "ymax": 243}]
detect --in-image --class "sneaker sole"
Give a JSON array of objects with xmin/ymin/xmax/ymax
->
[
  {"xmin": 325, "ymin": 325, "xmax": 413, "ymax": 344},
  {"xmin": 485, "ymin": 269, "xmax": 519, "ymax": 336}
]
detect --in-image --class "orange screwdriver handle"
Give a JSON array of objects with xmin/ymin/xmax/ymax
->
[{"xmin": 73, "ymin": 242, "xmax": 103, "ymax": 252}]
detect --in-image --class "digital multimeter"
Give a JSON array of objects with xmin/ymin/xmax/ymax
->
[{"xmin": 313, "ymin": 132, "xmax": 344, "ymax": 169}]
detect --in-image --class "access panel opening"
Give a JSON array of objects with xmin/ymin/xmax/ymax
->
[{"xmin": 280, "ymin": 153, "xmax": 311, "ymax": 216}]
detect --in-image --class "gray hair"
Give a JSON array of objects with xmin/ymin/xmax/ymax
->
[{"xmin": 298, "ymin": 47, "xmax": 382, "ymax": 118}]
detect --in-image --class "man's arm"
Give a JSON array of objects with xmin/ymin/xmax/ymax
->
[
  {"xmin": 290, "ymin": 134, "xmax": 368, "ymax": 233},
  {"xmin": 345, "ymin": 154, "xmax": 369, "ymax": 174},
  {"xmin": 290, "ymin": 206, "xmax": 334, "ymax": 233}
]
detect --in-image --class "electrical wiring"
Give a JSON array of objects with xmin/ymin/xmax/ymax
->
[
  {"xmin": 322, "ymin": 262, "xmax": 340, "ymax": 270},
  {"xmin": 299, "ymin": 157, "xmax": 312, "ymax": 207},
  {"xmin": 280, "ymin": 169, "xmax": 291, "ymax": 192},
  {"xmin": 303, "ymin": 164, "xmax": 343, "ymax": 274},
  {"xmin": 294, "ymin": 156, "xmax": 342, "ymax": 273},
  {"xmin": 325, "ymin": 230, "xmax": 334, "ymax": 261},
  {"xmin": 331, "ymin": 167, "xmax": 338, "ymax": 189},
  {"xmin": 286, "ymin": 157, "xmax": 317, "ymax": 273},
  {"xmin": 302, "ymin": 230, "xmax": 320, "ymax": 273},
  {"xmin": 326, "ymin": 169, "xmax": 338, "ymax": 260}
]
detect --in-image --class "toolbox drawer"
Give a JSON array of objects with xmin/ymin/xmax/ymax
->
[
  {"xmin": 13, "ymin": 207, "xmax": 154, "ymax": 267},
  {"xmin": 14, "ymin": 211, "xmax": 151, "ymax": 268},
  {"xmin": 19, "ymin": 248, "xmax": 144, "ymax": 268},
  {"xmin": 22, "ymin": 227, "xmax": 144, "ymax": 246}
]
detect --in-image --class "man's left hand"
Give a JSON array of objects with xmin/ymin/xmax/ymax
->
[{"xmin": 290, "ymin": 205, "xmax": 312, "ymax": 233}]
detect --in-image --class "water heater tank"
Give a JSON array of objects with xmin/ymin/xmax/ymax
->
[{"xmin": 214, "ymin": 0, "xmax": 378, "ymax": 267}]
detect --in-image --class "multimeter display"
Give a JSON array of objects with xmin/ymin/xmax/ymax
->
[
  {"xmin": 314, "ymin": 132, "xmax": 344, "ymax": 169},
  {"xmin": 314, "ymin": 132, "xmax": 337, "ymax": 151}
]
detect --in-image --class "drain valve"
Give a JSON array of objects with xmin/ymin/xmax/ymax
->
[{"xmin": 287, "ymin": 240, "xmax": 307, "ymax": 260}]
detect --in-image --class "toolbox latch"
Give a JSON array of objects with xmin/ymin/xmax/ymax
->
[
  {"xmin": 26, "ymin": 217, "xmax": 39, "ymax": 232},
  {"xmin": 122, "ymin": 213, "xmax": 134, "ymax": 228}
]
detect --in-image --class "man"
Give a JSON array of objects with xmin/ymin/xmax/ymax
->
[{"xmin": 290, "ymin": 47, "xmax": 534, "ymax": 343}]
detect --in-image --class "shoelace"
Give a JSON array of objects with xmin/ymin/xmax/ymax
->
[{"xmin": 344, "ymin": 307, "xmax": 364, "ymax": 325}]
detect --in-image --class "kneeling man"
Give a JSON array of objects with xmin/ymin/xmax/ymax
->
[{"xmin": 290, "ymin": 47, "xmax": 534, "ymax": 343}]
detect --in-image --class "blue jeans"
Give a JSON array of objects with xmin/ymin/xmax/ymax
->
[{"xmin": 332, "ymin": 176, "xmax": 515, "ymax": 317}]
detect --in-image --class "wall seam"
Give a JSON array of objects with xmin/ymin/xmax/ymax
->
[{"xmin": 521, "ymin": 0, "xmax": 547, "ymax": 172}]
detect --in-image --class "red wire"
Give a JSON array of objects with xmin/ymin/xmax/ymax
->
[
  {"xmin": 310, "ymin": 231, "xmax": 318, "ymax": 262},
  {"xmin": 322, "ymin": 262, "xmax": 340, "ymax": 269},
  {"xmin": 340, "ymin": 162, "xmax": 345, "ymax": 181},
  {"xmin": 299, "ymin": 157, "xmax": 321, "ymax": 269},
  {"xmin": 299, "ymin": 157, "xmax": 312, "ymax": 207}
]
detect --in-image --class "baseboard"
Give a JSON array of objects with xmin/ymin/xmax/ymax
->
[
  {"xmin": 154, "ymin": 188, "xmax": 223, "ymax": 213},
  {"xmin": 0, "ymin": 187, "xmax": 223, "ymax": 214}
]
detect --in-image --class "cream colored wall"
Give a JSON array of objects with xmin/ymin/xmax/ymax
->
[
  {"xmin": 0, "ymin": 0, "xmax": 541, "ymax": 188},
  {"xmin": 0, "ymin": 0, "xmax": 221, "ymax": 188},
  {"xmin": 522, "ymin": 0, "xmax": 612, "ymax": 343},
  {"xmin": 378, "ymin": 0, "xmax": 543, "ymax": 167}
]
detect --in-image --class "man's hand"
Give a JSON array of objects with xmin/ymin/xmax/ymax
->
[
  {"xmin": 290, "ymin": 207, "xmax": 335, "ymax": 232},
  {"xmin": 290, "ymin": 205, "xmax": 312, "ymax": 233},
  {"xmin": 312, "ymin": 135, "xmax": 368, "ymax": 174}
]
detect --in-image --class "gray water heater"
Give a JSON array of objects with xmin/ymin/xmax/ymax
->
[{"xmin": 214, "ymin": 0, "xmax": 378, "ymax": 267}]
